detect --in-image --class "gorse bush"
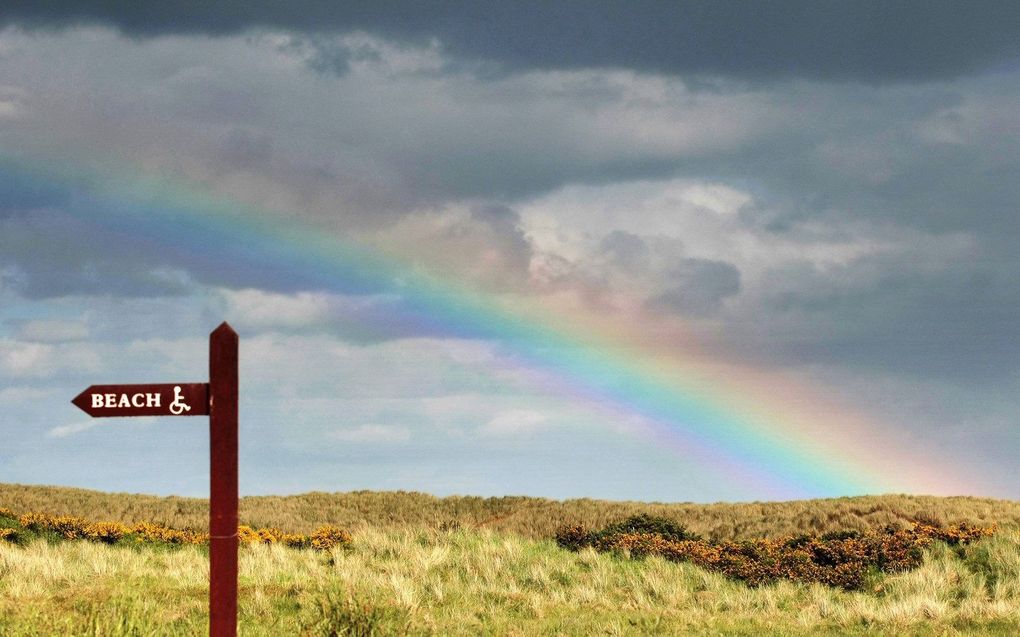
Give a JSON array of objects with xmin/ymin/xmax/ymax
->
[
  {"xmin": 237, "ymin": 525, "xmax": 311, "ymax": 548},
  {"xmin": 556, "ymin": 517, "xmax": 995, "ymax": 590},
  {"xmin": 131, "ymin": 521, "xmax": 207, "ymax": 545},
  {"xmin": 310, "ymin": 525, "xmax": 354, "ymax": 550},
  {"xmin": 85, "ymin": 521, "xmax": 129, "ymax": 544},
  {"xmin": 1, "ymin": 507, "xmax": 350, "ymax": 552}
]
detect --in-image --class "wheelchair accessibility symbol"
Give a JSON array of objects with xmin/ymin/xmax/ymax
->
[{"xmin": 170, "ymin": 385, "xmax": 192, "ymax": 415}]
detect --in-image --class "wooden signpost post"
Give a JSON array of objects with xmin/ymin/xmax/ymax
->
[{"xmin": 71, "ymin": 323, "xmax": 239, "ymax": 637}]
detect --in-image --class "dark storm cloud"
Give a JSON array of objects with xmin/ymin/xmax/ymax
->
[{"xmin": 4, "ymin": 1, "xmax": 1020, "ymax": 82}]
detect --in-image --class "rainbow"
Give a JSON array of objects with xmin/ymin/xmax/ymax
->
[{"xmin": 2, "ymin": 154, "xmax": 980, "ymax": 499}]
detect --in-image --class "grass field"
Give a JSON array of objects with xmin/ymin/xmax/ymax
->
[{"xmin": 2, "ymin": 483, "xmax": 1020, "ymax": 635}]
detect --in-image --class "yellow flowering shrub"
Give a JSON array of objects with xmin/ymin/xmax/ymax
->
[
  {"xmin": 0, "ymin": 528, "xmax": 17, "ymax": 542},
  {"xmin": 281, "ymin": 533, "xmax": 311, "ymax": 549},
  {"xmin": 17, "ymin": 512, "xmax": 55, "ymax": 531},
  {"xmin": 85, "ymin": 522, "xmax": 130, "ymax": 544},
  {"xmin": 132, "ymin": 522, "xmax": 206, "ymax": 545},
  {"xmin": 17, "ymin": 512, "xmax": 91, "ymax": 539},
  {"xmin": 238, "ymin": 525, "xmax": 312, "ymax": 548},
  {"xmin": 5, "ymin": 507, "xmax": 347, "ymax": 552},
  {"xmin": 237, "ymin": 525, "xmax": 261, "ymax": 544},
  {"xmin": 309, "ymin": 526, "xmax": 353, "ymax": 550},
  {"xmin": 257, "ymin": 527, "xmax": 286, "ymax": 544}
]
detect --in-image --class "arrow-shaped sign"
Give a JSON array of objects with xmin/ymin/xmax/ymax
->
[{"xmin": 71, "ymin": 383, "xmax": 209, "ymax": 417}]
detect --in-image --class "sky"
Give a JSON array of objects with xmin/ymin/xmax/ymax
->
[{"xmin": 1, "ymin": 2, "xmax": 1018, "ymax": 502}]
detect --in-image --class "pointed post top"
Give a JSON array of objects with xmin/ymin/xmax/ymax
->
[{"xmin": 211, "ymin": 322, "xmax": 237, "ymax": 337}]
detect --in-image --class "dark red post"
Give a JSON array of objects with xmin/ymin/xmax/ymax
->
[{"xmin": 209, "ymin": 323, "xmax": 238, "ymax": 637}]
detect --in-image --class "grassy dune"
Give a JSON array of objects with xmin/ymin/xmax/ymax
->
[
  {"xmin": 2, "ymin": 484, "xmax": 1020, "ymax": 635},
  {"xmin": 3, "ymin": 482, "xmax": 1020, "ymax": 540}
]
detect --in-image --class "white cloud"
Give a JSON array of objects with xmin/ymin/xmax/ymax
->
[
  {"xmin": 220, "ymin": 288, "xmax": 333, "ymax": 329},
  {"xmin": 46, "ymin": 416, "xmax": 156, "ymax": 438},
  {"xmin": 17, "ymin": 319, "xmax": 89, "ymax": 342},
  {"xmin": 0, "ymin": 386, "xmax": 52, "ymax": 404},
  {"xmin": 479, "ymin": 409, "xmax": 550, "ymax": 437},
  {"xmin": 46, "ymin": 420, "xmax": 102, "ymax": 438},
  {"xmin": 0, "ymin": 340, "xmax": 52, "ymax": 376},
  {"xmin": 330, "ymin": 424, "xmax": 412, "ymax": 443},
  {"xmin": 124, "ymin": 337, "xmax": 207, "ymax": 377},
  {"xmin": 0, "ymin": 339, "xmax": 103, "ymax": 378}
]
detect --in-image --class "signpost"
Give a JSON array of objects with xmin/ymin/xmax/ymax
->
[{"xmin": 71, "ymin": 323, "xmax": 239, "ymax": 637}]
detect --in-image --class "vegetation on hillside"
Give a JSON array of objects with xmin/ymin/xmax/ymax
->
[
  {"xmin": 2, "ymin": 483, "xmax": 1018, "ymax": 540},
  {"xmin": 2, "ymin": 485, "xmax": 1019, "ymax": 635}
]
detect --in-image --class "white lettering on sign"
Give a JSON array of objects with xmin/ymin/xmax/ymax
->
[{"xmin": 91, "ymin": 392, "xmax": 161, "ymax": 409}]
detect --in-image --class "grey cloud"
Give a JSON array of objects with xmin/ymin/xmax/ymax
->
[
  {"xmin": 0, "ymin": 29, "xmax": 692, "ymax": 208},
  {"xmin": 733, "ymin": 253, "xmax": 1020, "ymax": 382},
  {"xmin": 470, "ymin": 204, "xmax": 533, "ymax": 277},
  {"xmin": 3, "ymin": 2, "xmax": 1020, "ymax": 82},
  {"xmin": 216, "ymin": 128, "xmax": 275, "ymax": 172},
  {"xmin": 598, "ymin": 231, "xmax": 651, "ymax": 274},
  {"xmin": 0, "ymin": 211, "xmax": 194, "ymax": 299},
  {"xmin": 718, "ymin": 81, "xmax": 1020, "ymax": 243},
  {"xmin": 4, "ymin": 26, "xmax": 1020, "ymax": 391},
  {"xmin": 0, "ymin": 200, "xmax": 384, "ymax": 301},
  {"xmin": 0, "ymin": 166, "xmax": 73, "ymax": 213},
  {"xmin": 392, "ymin": 204, "xmax": 535, "ymax": 293},
  {"xmin": 18, "ymin": 27, "xmax": 1017, "ymax": 222},
  {"xmin": 647, "ymin": 258, "xmax": 741, "ymax": 316}
]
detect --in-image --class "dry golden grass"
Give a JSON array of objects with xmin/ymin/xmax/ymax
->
[
  {"xmin": 2, "ymin": 482, "xmax": 1018, "ymax": 540},
  {"xmin": 2, "ymin": 526, "xmax": 1019, "ymax": 635}
]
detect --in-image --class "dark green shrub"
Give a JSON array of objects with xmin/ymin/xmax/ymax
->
[{"xmin": 596, "ymin": 514, "xmax": 699, "ymax": 543}]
